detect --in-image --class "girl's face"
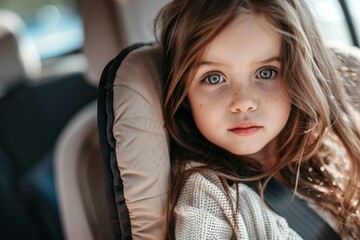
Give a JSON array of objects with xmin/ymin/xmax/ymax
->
[{"xmin": 187, "ymin": 13, "xmax": 291, "ymax": 168}]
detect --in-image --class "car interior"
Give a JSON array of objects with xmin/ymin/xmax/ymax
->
[{"xmin": 0, "ymin": 0, "xmax": 359, "ymax": 239}]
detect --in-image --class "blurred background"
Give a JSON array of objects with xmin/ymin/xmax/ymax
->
[{"xmin": 0, "ymin": 0, "xmax": 359, "ymax": 239}]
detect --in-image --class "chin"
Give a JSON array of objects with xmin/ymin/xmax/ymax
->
[{"xmin": 228, "ymin": 148, "xmax": 261, "ymax": 157}]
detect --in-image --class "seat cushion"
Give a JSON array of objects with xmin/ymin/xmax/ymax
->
[{"xmin": 98, "ymin": 43, "xmax": 170, "ymax": 240}]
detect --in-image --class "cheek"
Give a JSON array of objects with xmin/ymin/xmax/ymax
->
[
  {"xmin": 269, "ymin": 93, "xmax": 292, "ymax": 123},
  {"xmin": 262, "ymin": 81, "xmax": 291, "ymax": 108},
  {"xmin": 277, "ymin": 88, "xmax": 292, "ymax": 111},
  {"xmin": 260, "ymin": 84, "xmax": 291, "ymax": 118},
  {"xmin": 189, "ymin": 96, "xmax": 222, "ymax": 131}
]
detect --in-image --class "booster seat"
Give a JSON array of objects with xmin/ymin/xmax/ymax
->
[{"xmin": 95, "ymin": 42, "xmax": 360, "ymax": 239}]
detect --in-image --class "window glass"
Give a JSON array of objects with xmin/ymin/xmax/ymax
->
[
  {"xmin": 305, "ymin": 0, "xmax": 352, "ymax": 45},
  {"xmin": 0, "ymin": 0, "xmax": 84, "ymax": 59},
  {"xmin": 116, "ymin": 0, "xmax": 169, "ymax": 45},
  {"xmin": 346, "ymin": 0, "xmax": 360, "ymax": 44}
]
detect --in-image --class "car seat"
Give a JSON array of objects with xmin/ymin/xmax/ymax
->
[
  {"xmin": 54, "ymin": 0, "xmax": 173, "ymax": 238},
  {"xmin": 94, "ymin": 41, "xmax": 360, "ymax": 240},
  {"xmin": 0, "ymin": 8, "xmax": 98, "ymax": 240},
  {"xmin": 97, "ymin": 43, "xmax": 170, "ymax": 240},
  {"xmin": 55, "ymin": 43, "xmax": 169, "ymax": 240},
  {"xmin": 0, "ymin": 9, "xmax": 41, "ymax": 97},
  {"xmin": 0, "ymin": 72, "xmax": 98, "ymax": 240},
  {"xmin": 55, "ymin": 101, "xmax": 114, "ymax": 240}
]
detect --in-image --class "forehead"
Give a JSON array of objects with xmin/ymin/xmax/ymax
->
[{"xmin": 203, "ymin": 13, "xmax": 282, "ymax": 64}]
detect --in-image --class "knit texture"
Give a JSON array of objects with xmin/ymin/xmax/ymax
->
[{"xmin": 175, "ymin": 171, "xmax": 303, "ymax": 239}]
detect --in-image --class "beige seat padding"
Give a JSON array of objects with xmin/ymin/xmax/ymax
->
[{"xmin": 113, "ymin": 45, "xmax": 170, "ymax": 239}]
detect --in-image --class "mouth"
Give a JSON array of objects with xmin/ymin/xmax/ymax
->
[{"xmin": 228, "ymin": 123, "xmax": 262, "ymax": 136}]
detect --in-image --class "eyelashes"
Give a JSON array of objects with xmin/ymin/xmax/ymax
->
[
  {"xmin": 255, "ymin": 68, "xmax": 278, "ymax": 80},
  {"xmin": 199, "ymin": 66, "xmax": 279, "ymax": 86},
  {"xmin": 203, "ymin": 73, "xmax": 225, "ymax": 85}
]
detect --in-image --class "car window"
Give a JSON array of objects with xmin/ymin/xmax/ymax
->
[
  {"xmin": 0, "ymin": 0, "xmax": 84, "ymax": 59},
  {"xmin": 116, "ymin": 0, "xmax": 169, "ymax": 45},
  {"xmin": 347, "ymin": 0, "xmax": 360, "ymax": 43},
  {"xmin": 305, "ymin": 0, "xmax": 352, "ymax": 45}
]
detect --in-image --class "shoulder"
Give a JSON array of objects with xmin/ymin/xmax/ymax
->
[
  {"xmin": 177, "ymin": 170, "xmax": 257, "ymax": 213},
  {"xmin": 174, "ymin": 171, "xmax": 237, "ymax": 239},
  {"xmin": 177, "ymin": 171, "xmax": 228, "ymax": 211},
  {"xmin": 180, "ymin": 171, "xmax": 227, "ymax": 199},
  {"xmin": 177, "ymin": 171, "xmax": 302, "ymax": 239},
  {"xmin": 181, "ymin": 170, "xmax": 255, "ymax": 197},
  {"xmin": 184, "ymin": 170, "xmax": 222, "ymax": 189}
]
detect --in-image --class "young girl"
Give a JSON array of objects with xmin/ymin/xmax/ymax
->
[{"xmin": 155, "ymin": 0, "xmax": 360, "ymax": 238}]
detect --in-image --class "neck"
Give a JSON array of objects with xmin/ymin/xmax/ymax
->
[{"xmin": 245, "ymin": 140, "xmax": 279, "ymax": 172}]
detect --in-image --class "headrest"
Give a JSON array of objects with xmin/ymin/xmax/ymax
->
[
  {"xmin": 98, "ymin": 43, "xmax": 170, "ymax": 239},
  {"xmin": 0, "ymin": 9, "xmax": 41, "ymax": 96}
]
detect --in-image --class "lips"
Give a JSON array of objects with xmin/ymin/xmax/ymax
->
[{"xmin": 228, "ymin": 122, "xmax": 262, "ymax": 136}]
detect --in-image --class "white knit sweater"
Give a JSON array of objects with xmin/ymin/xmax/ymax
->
[{"xmin": 175, "ymin": 171, "xmax": 303, "ymax": 239}]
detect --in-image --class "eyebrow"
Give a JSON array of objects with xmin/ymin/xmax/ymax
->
[
  {"xmin": 196, "ymin": 61, "xmax": 224, "ymax": 68},
  {"xmin": 197, "ymin": 56, "xmax": 281, "ymax": 67},
  {"xmin": 256, "ymin": 56, "xmax": 281, "ymax": 65}
]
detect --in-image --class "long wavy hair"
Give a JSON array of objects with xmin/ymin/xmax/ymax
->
[{"xmin": 155, "ymin": 0, "xmax": 360, "ymax": 238}]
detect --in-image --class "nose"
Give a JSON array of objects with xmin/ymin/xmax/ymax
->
[{"xmin": 229, "ymin": 88, "xmax": 258, "ymax": 113}]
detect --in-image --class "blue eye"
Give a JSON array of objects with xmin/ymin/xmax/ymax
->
[
  {"xmin": 256, "ymin": 68, "xmax": 277, "ymax": 80},
  {"xmin": 205, "ymin": 73, "xmax": 224, "ymax": 84}
]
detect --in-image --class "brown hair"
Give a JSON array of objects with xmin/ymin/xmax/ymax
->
[{"xmin": 155, "ymin": 0, "xmax": 360, "ymax": 238}]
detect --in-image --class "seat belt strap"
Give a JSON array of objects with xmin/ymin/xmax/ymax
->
[{"xmin": 262, "ymin": 178, "xmax": 341, "ymax": 239}]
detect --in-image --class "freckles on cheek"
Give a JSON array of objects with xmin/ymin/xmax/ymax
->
[
  {"xmin": 198, "ymin": 98, "xmax": 219, "ymax": 109},
  {"xmin": 192, "ymin": 99, "xmax": 217, "ymax": 121},
  {"xmin": 258, "ymin": 91, "xmax": 274, "ymax": 101},
  {"xmin": 194, "ymin": 94, "xmax": 213, "ymax": 107},
  {"xmin": 189, "ymin": 96, "xmax": 207, "ymax": 115},
  {"xmin": 261, "ymin": 90, "xmax": 284, "ymax": 101},
  {"xmin": 269, "ymin": 94, "xmax": 278, "ymax": 101},
  {"xmin": 190, "ymin": 86, "xmax": 229, "ymax": 112},
  {"xmin": 196, "ymin": 101, "xmax": 209, "ymax": 111}
]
